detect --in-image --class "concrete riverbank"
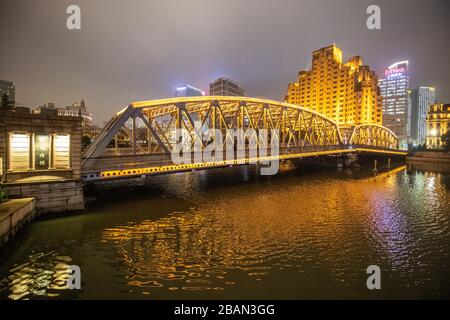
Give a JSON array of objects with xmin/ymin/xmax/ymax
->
[
  {"xmin": 0, "ymin": 198, "xmax": 36, "ymax": 248},
  {"xmin": 4, "ymin": 179, "xmax": 84, "ymax": 215},
  {"xmin": 407, "ymin": 151, "xmax": 450, "ymax": 164},
  {"xmin": 406, "ymin": 151, "xmax": 450, "ymax": 173}
]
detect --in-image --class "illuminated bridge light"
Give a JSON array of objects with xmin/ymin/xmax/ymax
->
[{"xmin": 81, "ymin": 96, "xmax": 405, "ymax": 181}]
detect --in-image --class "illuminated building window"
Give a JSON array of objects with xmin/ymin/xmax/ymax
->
[
  {"xmin": 8, "ymin": 132, "xmax": 72, "ymax": 172},
  {"xmin": 54, "ymin": 134, "xmax": 71, "ymax": 168},
  {"xmin": 35, "ymin": 134, "xmax": 50, "ymax": 170},
  {"xmin": 9, "ymin": 133, "xmax": 30, "ymax": 171}
]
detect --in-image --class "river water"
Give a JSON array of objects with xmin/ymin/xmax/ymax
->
[{"xmin": 0, "ymin": 164, "xmax": 449, "ymax": 299}]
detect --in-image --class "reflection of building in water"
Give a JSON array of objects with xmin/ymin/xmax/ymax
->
[
  {"xmin": 102, "ymin": 208, "xmax": 283, "ymax": 293},
  {"xmin": 0, "ymin": 252, "xmax": 73, "ymax": 300},
  {"xmin": 100, "ymin": 170, "xmax": 409, "ymax": 295}
]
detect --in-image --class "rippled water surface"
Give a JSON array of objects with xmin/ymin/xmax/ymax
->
[{"xmin": 1, "ymin": 165, "xmax": 449, "ymax": 299}]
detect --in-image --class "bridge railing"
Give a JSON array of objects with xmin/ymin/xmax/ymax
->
[
  {"xmin": 81, "ymin": 144, "xmax": 405, "ymax": 181},
  {"xmin": 81, "ymin": 145, "xmax": 352, "ymax": 173}
]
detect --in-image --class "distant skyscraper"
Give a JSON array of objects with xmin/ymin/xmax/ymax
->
[
  {"xmin": 209, "ymin": 77, "xmax": 244, "ymax": 96},
  {"xmin": 59, "ymin": 99, "xmax": 94, "ymax": 128},
  {"xmin": 378, "ymin": 61, "xmax": 409, "ymax": 149},
  {"xmin": 175, "ymin": 84, "xmax": 205, "ymax": 97},
  {"xmin": 408, "ymin": 87, "xmax": 435, "ymax": 146},
  {"xmin": 0, "ymin": 79, "xmax": 16, "ymax": 103},
  {"xmin": 34, "ymin": 99, "xmax": 93, "ymax": 128},
  {"xmin": 286, "ymin": 44, "xmax": 382, "ymax": 127}
]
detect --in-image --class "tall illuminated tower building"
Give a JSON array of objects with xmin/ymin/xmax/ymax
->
[
  {"xmin": 408, "ymin": 87, "xmax": 435, "ymax": 146},
  {"xmin": 378, "ymin": 61, "xmax": 409, "ymax": 149},
  {"xmin": 285, "ymin": 44, "xmax": 382, "ymax": 129}
]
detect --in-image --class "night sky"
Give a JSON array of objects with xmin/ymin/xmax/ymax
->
[{"xmin": 1, "ymin": 0, "xmax": 449, "ymax": 125}]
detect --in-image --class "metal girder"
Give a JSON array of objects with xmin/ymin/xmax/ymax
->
[
  {"xmin": 82, "ymin": 104, "xmax": 137, "ymax": 168},
  {"xmin": 137, "ymin": 110, "xmax": 171, "ymax": 155},
  {"xmin": 81, "ymin": 97, "xmax": 402, "ymax": 178},
  {"xmin": 138, "ymin": 99, "xmax": 343, "ymax": 151},
  {"xmin": 348, "ymin": 124, "xmax": 398, "ymax": 149}
]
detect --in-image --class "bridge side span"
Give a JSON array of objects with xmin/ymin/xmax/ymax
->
[{"xmin": 348, "ymin": 124, "xmax": 399, "ymax": 150}]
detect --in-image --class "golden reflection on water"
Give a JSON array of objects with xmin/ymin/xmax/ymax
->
[
  {"xmin": 99, "ymin": 165, "xmax": 449, "ymax": 296},
  {"xmin": 0, "ymin": 253, "xmax": 73, "ymax": 300},
  {"xmin": 2, "ymin": 165, "xmax": 449, "ymax": 299}
]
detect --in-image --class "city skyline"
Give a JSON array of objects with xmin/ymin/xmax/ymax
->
[
  {"xmin": 0, "ymin": 0, "xmax": 449, "ymax": 125},
  {"xmin": 1, "ymin": 0, "xmax": 450, "ymax": 304}
]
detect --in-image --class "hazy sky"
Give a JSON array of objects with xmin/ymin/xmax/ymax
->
[{"xmin": 1, "ymin": 0, "xmax": 449, "ymax": 125}]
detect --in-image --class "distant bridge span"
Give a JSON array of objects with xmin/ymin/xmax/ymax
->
[{"xmin": 81, "ymin": 96, "xmax": 405, "ymax": 181}]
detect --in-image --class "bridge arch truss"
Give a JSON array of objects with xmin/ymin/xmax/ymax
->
[
  {"xmin": 81, "ymin": 97, "xmax": 403, "ymax": 180},
  {"xmin": 82, "ymin": 97, "xmax": 343, "ymax": 169},
  {"xmin": 348, "ymin": 124, "xmax": 398, "ymax": 150},
  {"xmin": 138, "ymin": 96, "xmax": 343, "ymax": 151}
]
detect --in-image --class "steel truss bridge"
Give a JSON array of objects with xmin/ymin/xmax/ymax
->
[{"xmin": 82, "ymin": 96, "xmax": 406, "ymax": 181}]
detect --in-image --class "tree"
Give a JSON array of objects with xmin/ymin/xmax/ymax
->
[
  {"xmin": 82, "ymin": 135, "xmax": 92, "ymax": 151},
  {"xmin": 1, "ymin": 93, "xmax": 9, "ymax": 110},
  {"xmin": 441, "ymin": 130, "xmax": 450, "ymax": 151},
  {"xmin": 0, "ymin": 182, "xmax": 8, "ymax": 202},
  {"xmin": 0, "ymin": 93, "xmax": 14, "ymax": 110}
]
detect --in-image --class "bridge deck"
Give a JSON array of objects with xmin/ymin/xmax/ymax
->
[{"xmin": 81, "ymin": 145, "xmax": 406, "ymax": 181}]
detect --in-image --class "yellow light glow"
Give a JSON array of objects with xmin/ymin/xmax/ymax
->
[
  {"xmin": 55, "ymin": 135, "xmax": 70, "ymax": 152},
  {"xmin": 11, "ymin": 134, "xmax": 29, "ymax": 150},
  {"xmin": 54, "ymin": 134, "xmax": 70, "ymax": 168},
  {"xmin": 131, "ymin": 96, "xmax": 339, "ymax": 126},
  {"xmin": 10, "ymin": 133, "xmax": 30, "ymax": 171},
  {"xmin": 98, "ymin": 148, "xmax": 407, "ymax": 180}
]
